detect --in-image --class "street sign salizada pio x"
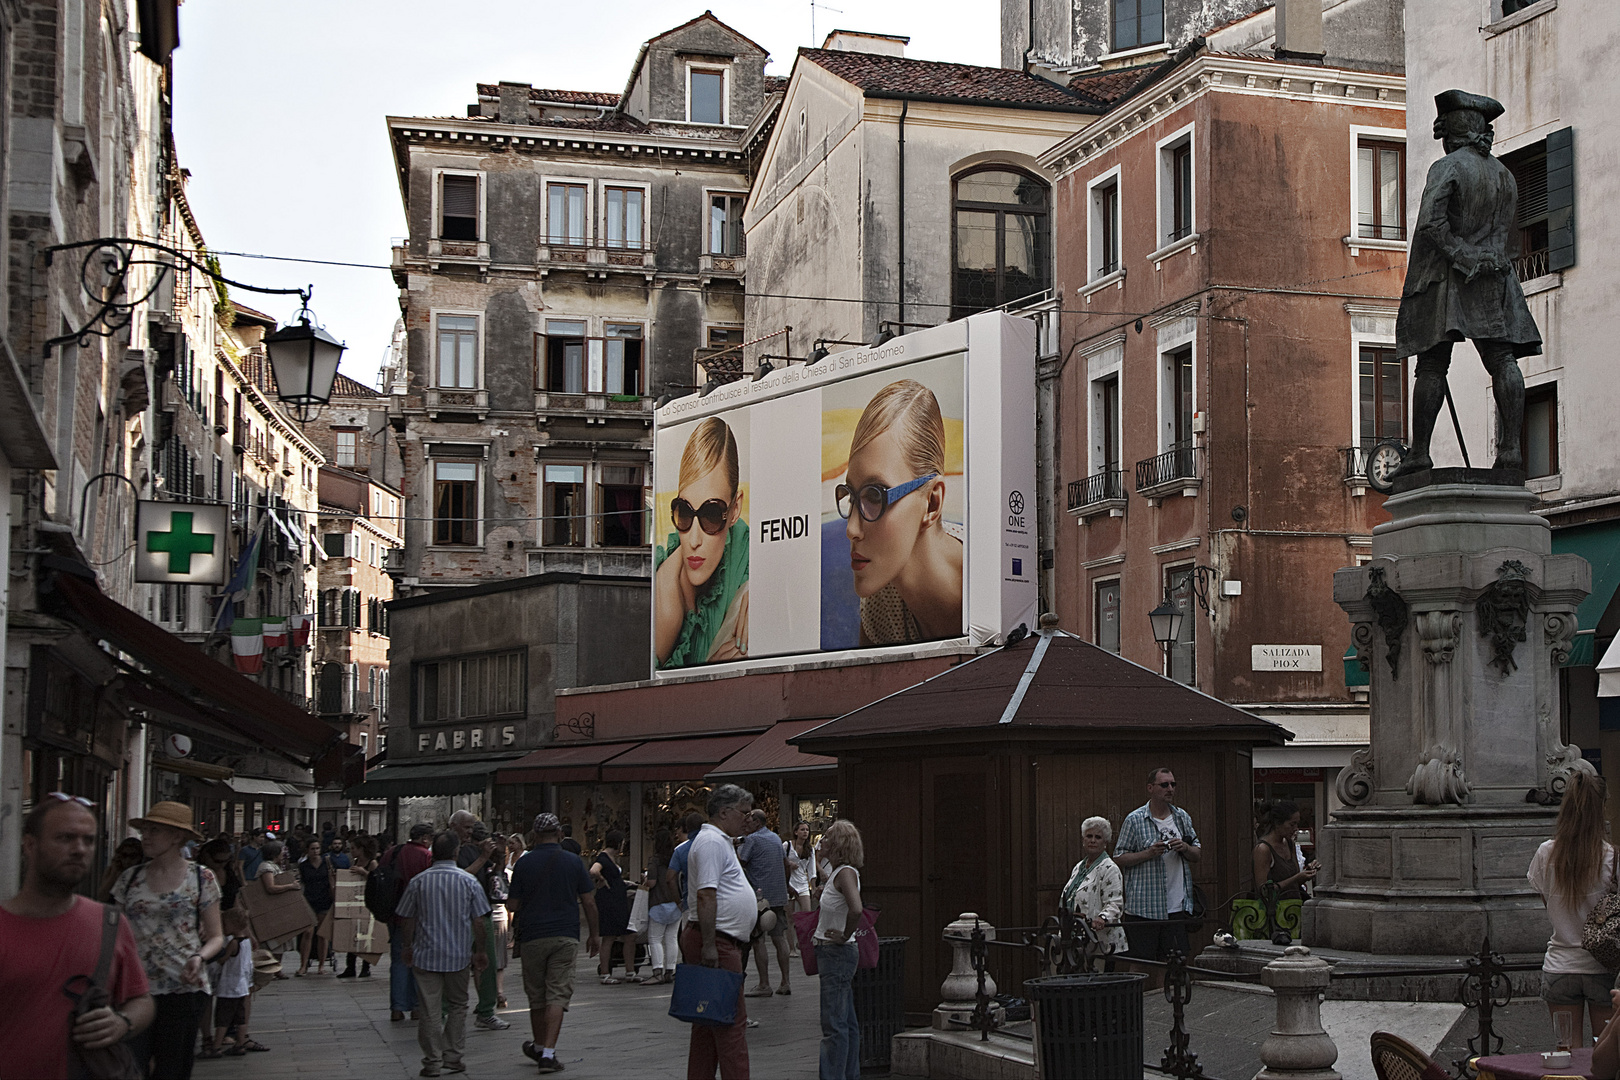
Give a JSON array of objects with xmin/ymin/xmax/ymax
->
[{"xmin": 135, "ymin": 500, "xmax": 229, "ymax": 585}]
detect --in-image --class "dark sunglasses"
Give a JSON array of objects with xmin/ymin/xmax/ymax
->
[
  {"xmin": 835, "ymin": 473, "xmax": 938, "ymax": 523},
  {"xmin": 671, "ymin": 496, "xmax": 731, "ymax": 536}
]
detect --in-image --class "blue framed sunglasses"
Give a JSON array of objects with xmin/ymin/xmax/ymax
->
[{"xmin": 835, "ymin": 473, "xmax": 938, "ymax": 523}]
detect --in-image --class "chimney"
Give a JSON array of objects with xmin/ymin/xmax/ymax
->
[
  {"xmin": 497, "ymin": 81, "xmax": 531, "ymax": 124},
  {"xmin": 1274, "ymin": 0, "xmax": 1325, "ymax": 63},
  {"xmin": 820, "ymin": 30, "xmax": 908, "ymax": 57}
]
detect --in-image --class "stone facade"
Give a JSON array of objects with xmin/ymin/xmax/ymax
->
[{"xmin": 385, "ymin": 13, "xmax": 780, "ymax": 592}]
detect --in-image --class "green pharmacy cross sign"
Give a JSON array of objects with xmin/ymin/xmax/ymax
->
[
  {"xmin": 135, "ymin": 501, "xmax": 229, "ymax": 585},
  {"xmin": 147, "ymin": 511, "xmax": 215, "ymax": 572}
]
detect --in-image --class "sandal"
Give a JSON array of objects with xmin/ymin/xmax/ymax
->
[
  {"xmin": 242, "ymin": 1040, "xmax": 271, "ymax": 1053},
  {"xmin": 497, "ymin": 995, "xmax": 508, "ymax": 1008},
  {"xmin": 199, "ymin": 1047, "xmax": 224, "ymax": 1060},
  {"xmin": 600, "ymin": 975, "xmax": 624, "ymax": 985},
  {"xmin": 225, "ymin": 1046, "xmax": 248, "ymax": 1057}
]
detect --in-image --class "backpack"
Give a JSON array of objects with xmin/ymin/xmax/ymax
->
[{"xmin": 365, "ymin": 845, "xmax": 402, "ymax": 922}]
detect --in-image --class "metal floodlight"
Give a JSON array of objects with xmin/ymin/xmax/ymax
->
[
  {"xmin": 264, "ymin": 311, "xmax": 345, "ymax": 419},
  {"xmin": 1149, "ymin": 597, "xmax": 1185, "ymax": 647},
  {"xmin": 752, "ymin": 358, "xmax": 775, "ymax": 382},
  {"xmin": 700, "ymin": 378, "xmax": 720, "ymax": 397},
  {"xmin": 808, "ymin": 344, "xmax": 829, "ymax": 365},
  {"xmin": 871, "ymin": 324, "xmax": 896, "ymax": 348}
]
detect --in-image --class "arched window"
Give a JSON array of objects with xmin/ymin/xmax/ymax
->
[{"xmin": 952, "ymin": 168, "xmax": 1050, "ymax": 319}]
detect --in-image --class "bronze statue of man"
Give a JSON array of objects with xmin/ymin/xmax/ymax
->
[{"xmin": 1392, "ymin": 90, "xmax": 1542, "ymax": 480}]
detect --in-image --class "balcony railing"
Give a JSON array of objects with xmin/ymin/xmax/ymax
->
[
  {"xmin": 1514, "ymin": 248, "xmax": 1550, "ymax": 282},
  {"xmin": 1068, "ymin": 469, "xmax": 1124, "ymax": 512},
  {"xmin": 318, "ymin": 685, "xmax": 373, "ymax": 716},
  {"xmin": 1136, "ymin": 443, "xmax": 1200, "ymax": 492}
]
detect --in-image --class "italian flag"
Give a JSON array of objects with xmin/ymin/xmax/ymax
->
[
  {"xmin": 288, "ymin": 613, "xmax": 313, "ymax": 646},
  {"xmin": 231, "ymin": 618, "xmax": 265, "ymax": 674},
  {"xmin": 262, "ymin": 617, "xmax": 288, "ymax": 648}
]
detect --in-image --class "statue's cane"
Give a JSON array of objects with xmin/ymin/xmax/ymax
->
[{"xmin": 1442, "ymin": 376, "xmax": 1471, "ymax": 469}]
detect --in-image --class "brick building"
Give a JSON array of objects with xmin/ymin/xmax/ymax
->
[
  {"xmin": 385, "ymin": 13, "xmax": 782, "ymax": 593},
  {"xmin": 1042, "ymin": 9, "xmax": 1407, "ymax": 831}
]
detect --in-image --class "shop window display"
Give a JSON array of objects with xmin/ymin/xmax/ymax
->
[{"xmin": 558, "ymin": 783, "xmax": 632, "ymax": 855}]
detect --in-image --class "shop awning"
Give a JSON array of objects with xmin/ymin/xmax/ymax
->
[
  {"xmin": 48, "ymin": 568, "xmax": 352, "ymax": 779},
  {"xmin": 1554, "ymin": 520, "xmax": 1620, "ymax": 666},
  {"xmin": 344, "ymin": 754, "xmax": 525, "ymax": 799},
  {"xmin": 496, "ymin": 742, "xmax": 642, "ymax": 784},
  {"xmin": 707, "ymin": 721, "xmax": 838, "ymax": 778},
  {"xmin": 600, "ymin": 733, "xmax": 762, "ymax": 782},
  {"xmin": 224, "ymin": 777, "xmax": 294, "ymax": 796},
  {"xmin": 1600, "ymin": 635, "xmax": 1620, "ymax": 698}
]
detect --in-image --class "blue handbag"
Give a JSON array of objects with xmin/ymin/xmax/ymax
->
[{"xmin": 668, "ymin": 962, "xmax": 745, "ymax": 1027}]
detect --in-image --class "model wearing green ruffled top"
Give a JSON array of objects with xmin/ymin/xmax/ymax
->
[{"xmin": 655, "ymin": 417, "xmax": 750, "ymax": 669}]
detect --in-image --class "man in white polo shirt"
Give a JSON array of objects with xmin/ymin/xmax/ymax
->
[{"xmin": 682, "ymin": 783, "xmax": 757, "ymax": 1079}]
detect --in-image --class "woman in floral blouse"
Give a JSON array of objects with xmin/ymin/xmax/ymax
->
[{"xmin": 113, "ymin": 801, "xmax": 224, "ymax": 1080}]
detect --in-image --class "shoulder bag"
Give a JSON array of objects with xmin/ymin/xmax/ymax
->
[
  {"xmin": 1583, "ymin": 850, "xmax": 1620, "ymax": 970},
  {"xmin": 62, "ymin": 904, "xmax": 142, "ymax": 1080},
  {"xmin": 668, "ymin": 963, "xmax": 746, "ymax": 1026}
]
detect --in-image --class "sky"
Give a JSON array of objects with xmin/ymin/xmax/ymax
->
[{"xmin": 171, "ymin": 1, "xmax": 1003, "ymax": 386}]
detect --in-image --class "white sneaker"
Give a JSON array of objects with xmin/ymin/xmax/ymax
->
[{"xmin": 475, "ymin": 1015, "xmax": 511, "ymax": 1031}]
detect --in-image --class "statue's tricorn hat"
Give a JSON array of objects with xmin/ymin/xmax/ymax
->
[{"xmin": 1434, "ymin": 89, "xmax": 1504, "ymax": 123}]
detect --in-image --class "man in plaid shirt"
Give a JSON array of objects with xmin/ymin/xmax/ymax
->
[{"xmin": 1114, "ymin": 766, "xmax": 1201, "ymax": 962}]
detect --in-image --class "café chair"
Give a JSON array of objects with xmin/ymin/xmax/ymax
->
[{"xmin": 1371, "ymin": 1031, "xmax": 1450, "ymax": 1080}]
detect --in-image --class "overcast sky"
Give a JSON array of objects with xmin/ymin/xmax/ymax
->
[{"xmin": 171, "ymin": 1, "xmax": 1002, "ymax": 385}]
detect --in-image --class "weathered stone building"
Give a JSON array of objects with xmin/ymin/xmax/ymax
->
[{"xmin": 385, "ymin": 12, "xmax": 782, "ymax": 591}]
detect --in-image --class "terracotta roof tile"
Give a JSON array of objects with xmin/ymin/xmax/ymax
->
[
  {"xmin": 801, "ymin": 49, "xmax": 1098, "ymax": 111},
  {"xmin": 476, "ymin": 84, "xmax": 620, "ymax": 107},
  {"xmin": 1066, "ymin": 61, "xmax": 1175, "ymax": 107},
  {"xmin": 332, "ymin": 373, "xmax": 381, "ymax": 397},
  {"xmin": 764, "ymin": 75, "xmax": 790, "ymax": 94}
]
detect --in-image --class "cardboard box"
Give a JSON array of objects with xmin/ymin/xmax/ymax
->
[
  {"xmin": 240, "ymin": 871, "xmax": 316, "ymax": 943},
  {"xmin": 332, "ymin": 871, "xmax": 388, "ymax": 958}
]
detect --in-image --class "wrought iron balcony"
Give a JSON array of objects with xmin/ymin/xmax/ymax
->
[
  {"xmin": 1135, "ymin": 443, "xmax": 1201, "ymax": 504},
  {"xmin": 1514, "ymin": 248, "xmax": 1550, "ymax": 282},
  {"xmin": 1067, "ymin": 469, "xmax": 1126, "ymax": 520}
]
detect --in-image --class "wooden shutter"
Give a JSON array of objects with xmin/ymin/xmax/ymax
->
[
  {"xmin": 442, "ymin": 175, "xmax": 477, "ymax": 218},
  {"xmin": 1547, "ymin": 127, "xmax": 1575, "ymax": 272}
]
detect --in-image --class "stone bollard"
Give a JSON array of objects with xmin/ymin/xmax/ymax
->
[
  {"xmin": 934, "ymin": 912, "xmax": 1001, "ymax": 1031},
  {"xmin": 1255, "ymin": 945, "xmax": 1341, "ymax": 1080}
]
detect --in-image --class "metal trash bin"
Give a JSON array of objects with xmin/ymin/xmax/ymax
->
[
  {"xmin": 851, "ymin": 936, "xmax": 908, "ymax": 1070},
  {"xmin": 1024, "ymin": 972, "xmax": 1146, "ymax": 1079}
]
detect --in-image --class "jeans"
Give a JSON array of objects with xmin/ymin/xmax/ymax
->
[
  {"xmin": 390, "ymin": 930, "xmax": 418, "ymax": 1013},
  {"xmin": 648, "ymin": 913, "xmax": 681, "ymax": 971},
  {"xmin": 413, "ymin": 967, "xmax": 470, "ymax": 1069},
  {"xmin": 680, "ymin": 924, "xmax": 749, "ymax": 1079},
  {"xmin": 130, "ymin": 990, "xmax": 207, "ymax": 1080},
  {"xmin": 474, "ymin": 917, "xmax": 498, "ymax": 1018},
  {"xmin": 1121, "ymin": 912, "xmax": 1191, "ymax": 962},
  {"xmin": 815, "ymin": 942, "xmax": 861, "ymax": 1080}
]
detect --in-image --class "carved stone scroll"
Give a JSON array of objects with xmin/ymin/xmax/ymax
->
[
  {"xmin": 1417, "ymin": 611, "xmax": 1463, "ymax": 665},
  {"xmin": 1335, "ymin": 748, "xmax": 1374, "ymax": 806},
  {"xmin": 1545, "ymin": 612, "xmax": 1578, "ymax": 667},
  {"xmin": 1408, "ymin": 744, "xmax": 1470, "ymax": 806}
]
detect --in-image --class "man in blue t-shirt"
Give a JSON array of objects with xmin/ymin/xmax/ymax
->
[
  {"xmin": 508, "ymin": 813, "xmax": 600, "ymax": 1075},
  {"xmin": 669, "ymin": 811, "xmax": 704, "ymax": 915}
]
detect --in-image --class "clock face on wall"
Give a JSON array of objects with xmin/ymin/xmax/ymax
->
[{"xmin": 1367, "ymin": 443, "xmax": 1407, "ymax": 494}]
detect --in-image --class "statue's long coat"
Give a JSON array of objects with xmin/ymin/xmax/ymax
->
[{"xmin": 1395, "ymin": 146, "xmax": 1543, "ymax": 359}]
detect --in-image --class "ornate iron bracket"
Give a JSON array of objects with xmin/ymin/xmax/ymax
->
[
  {"xmin": 1022, "ymin": 907, "xmax": 1101, "ymax": 976},
  {"xmin": 1160, "ymin": 949, "xmax": 1205, "ymax": 1079},
  {"xmin": 969, "ymin": 919, "xmax": 994, "ymax": 1042},
  {"xmin": 41, "ymin": 237, "xmax": 309, "ymax": 356}
]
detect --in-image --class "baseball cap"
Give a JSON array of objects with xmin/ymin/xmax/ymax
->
[{"xmin": 533, "ymin": 813, "xmax": 561, "ymax": 833}]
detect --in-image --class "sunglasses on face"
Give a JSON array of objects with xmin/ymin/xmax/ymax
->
[
  {"xmin": 671, "ymin": 496, "xmax": 731, "ymax": 536},
  {"xmin": 835, "ymin": 473, "xmax": 938, "ymax": 523}
]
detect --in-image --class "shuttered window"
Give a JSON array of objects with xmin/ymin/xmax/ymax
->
[
  {"xmin": 1504, "ymin": 129, "xmax": 1574, "ymax": 278},
  {"xmin": 440, "ymin": 174, "xmax": 479, "ymax": 241}
]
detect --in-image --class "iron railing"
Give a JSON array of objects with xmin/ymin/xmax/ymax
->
[
  {"xmin": 1068, "ymin": 469, "xmax": 1124, "ymax": 511},
  {"xmin": 1136, "ymin": 443, "xmax": 1200, "ymax": 491},
  {"xmin": 1514, "ymin": 247, "xmax": 1550, "ymax": 281},
  {"xmin": 962, "ymin": 908, "xmax": 1540, "ymax": 1080}
]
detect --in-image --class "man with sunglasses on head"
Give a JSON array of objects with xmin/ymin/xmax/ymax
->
[
  {"xmin": 1, "ymin": 794, "xmax": 155, "ymax": 1079},
  {"xmin": 1114, "ymin": 767, "xmax": 1201, "ymax": 965}
]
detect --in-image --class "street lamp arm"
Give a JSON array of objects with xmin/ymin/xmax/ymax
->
[{"xmin": 40, "ymin": 237, "xmax": 310, "ymax": 356}]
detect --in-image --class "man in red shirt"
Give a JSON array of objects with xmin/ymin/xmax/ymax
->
[
  {"xmin": 389, "ymin": 822, "xmax": 435, "ymax": 1021},
  {"xmin": 0, "ymin": 794, "xmax": 154, "ymax": 1079}
]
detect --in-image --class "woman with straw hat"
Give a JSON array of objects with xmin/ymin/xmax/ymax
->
[{"xmin": 112, "ymin": 801, "xmax": 225, "ymax": 1080}]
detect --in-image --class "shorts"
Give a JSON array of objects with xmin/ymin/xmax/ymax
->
[
  {"xmin": 1541, "ymin": 971, "xmax": 1617, "ymax": 1006},
  {"xmin": 752, "ymin": 905, "xmax": 788, "ymax": 941},
  {"xmin": 213, "ymin": 995, "xmax": 248, "ymax": 1030},
  {"xmin": 521, "ymin": 936, "xmax": 579, "ymax": 1009}
]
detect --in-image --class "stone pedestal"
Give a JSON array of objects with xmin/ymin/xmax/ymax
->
[
  {"xmin": 1305, "ymin": 483, "xmax": 1591, "ymax": 956},
  {"xmin": 1255, "ymin": 946, "xmax": 1340, "ymax": 1080}
]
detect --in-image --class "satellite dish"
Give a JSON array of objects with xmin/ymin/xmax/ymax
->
[{"xmin": 164, "ymin": 733, "xmax": 192, "ymax": 758}]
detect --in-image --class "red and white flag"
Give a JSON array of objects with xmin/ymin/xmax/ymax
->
[
  {"xmin": 231, "ymin": 618, "xmax": 265, "ymax": 674},
  {"xmin": 288, "ymin": 612, "xmax": 314, "ymax": 647},
  {"xmin": 262, "ymin": 617, "xmax": 288, "ymax": 648}
]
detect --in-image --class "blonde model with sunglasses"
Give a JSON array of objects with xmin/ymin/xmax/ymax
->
[
  {"xmin": 838, "ymin": 379, "xmax": 963, "ymax": 647},
  {"xmin": 656, "ymin": 416, "xmax": 750, "ymax": 668}
]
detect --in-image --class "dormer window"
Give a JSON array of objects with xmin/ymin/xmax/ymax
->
[{"xmin": 688, "ymin": 67, "xmax": 726, "ymax": 124}]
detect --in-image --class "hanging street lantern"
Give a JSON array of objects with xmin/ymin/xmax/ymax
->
[
  {"xmin": 264, "ymin": 307, "xmax": 345, "ymax": 421},
  {"xmin": 1149, "ymin": 596, "xmax": 1186, "ymax": 649}
]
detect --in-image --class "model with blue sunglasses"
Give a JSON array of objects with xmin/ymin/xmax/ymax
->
[{"xmin": 838, "ymin": 379, "xmax": 963, "ymax": 646}]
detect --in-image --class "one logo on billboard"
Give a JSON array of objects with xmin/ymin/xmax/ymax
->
[{"xmin": 1007, "ymin": 490, "xmax": 1026, "ymax": 529}]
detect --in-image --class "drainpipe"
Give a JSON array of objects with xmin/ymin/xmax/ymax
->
[{"xmin": 897, "ymin": 99, "xmax": 908, "ymax": 327}]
